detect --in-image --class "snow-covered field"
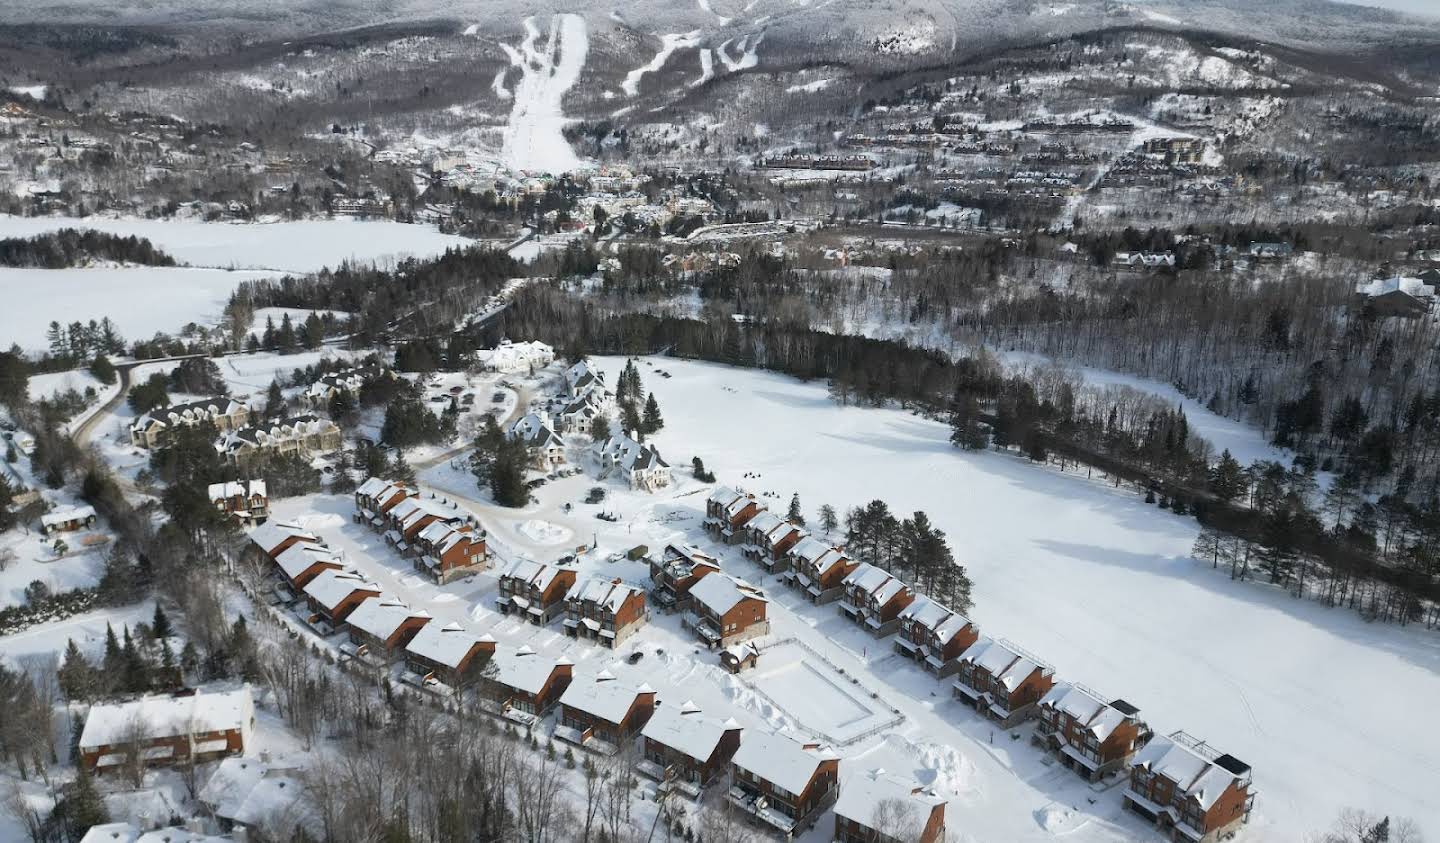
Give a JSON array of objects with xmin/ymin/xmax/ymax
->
[
  {"xmin": 581, "ymin": 356, "xmax": 1440, "ymax": 837},
  {"xmin": 0, "ymin": 267, "xmax": 279, "ymax": 351},
  {"xmin": 0, "ymin": 215, "xmax": 474, "ymax": 273},
  {"xmin": 497, "ymin": 15, "xmax": 589, "ymax": 174}
]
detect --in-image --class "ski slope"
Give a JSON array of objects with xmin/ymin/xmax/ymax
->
[{"xmin": 497, "ymin": 14, "xmax": 590, "ymax": 174}]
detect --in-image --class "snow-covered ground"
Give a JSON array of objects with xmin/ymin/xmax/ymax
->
[
  {"xmin": 0, "ymin": 215, "xmax": 475, "ymax": 273},
  {"xmin": 246, "ymin": 354, "xmax": 1440, "ymax": 838},
  {"xmin": 574, "ymin": 356, "xmax": 1438, "ymax": 837},
  {"xmin": 497, "ymin": 14, "xmax": 590, "ymax": 174},
  {"xmin": 0, "ymin": 267, "xmax": 279, "ymax": 351}
]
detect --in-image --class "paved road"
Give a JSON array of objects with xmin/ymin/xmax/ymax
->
[{"xmin": 412, "ymin": 383, "xmax": 533, "ymax": 471}]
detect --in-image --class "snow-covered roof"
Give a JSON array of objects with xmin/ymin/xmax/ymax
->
[
  {"xmin": 484, "ymin": 645, "xmax": 571, "ymax": 695},
  {"xmin": 559, "ymin": 674, "xmax": 654, "ymax": 725},
  {"xmin": 247, "ymin": 521, "xmax": 318, "ymax": 556},
  {"xmin": 662, "ymin": 543, "xmax": 719, "ymax": 573},
  {"xmin": 502, "ymin": 558, "xmax": 563, "ymax": 591},
  {"xmin": 641, "ymin": 702, "xmax": 738, "ymax": 762},
  {"xmin": 406, "ymin": 622, "xmax": 493, "ymax": 669},
  {"xmin": 207, "ymin": 480, "xmax": 266, "ymax": 500},
  {"xmin": 834, "ymin": 768, "xmax": 946, "ymax": 829},
  {"xmin": 273, "ymin": 542, "xmax": 343, "ymax": 581},
  {"xmin": 900, "ymin": 597, "xmax": 974, "ymax": 643},
  {"xmin": 566, "ymin": 577, "xmax": 644, "ymax": 612},
  {"xmin": 41, "ymin": 504, "xmax": 96, "ymax": 528},
  {"xmin": 960, "ymin": 638, "xmax": 1048, "ymax": 691},
  {"xmin": 389, "ymin": 495, "xmax": 467, "ymax": 526},
  {"xmin": 1357, "ymin": 276, "xmax": 1435, "ymax": 299},
  {"xmin": 1039, "ymin": 683, "xmax": 1134, "ymax": 742},
  {"xmin": 80, "ymin": 686, "xmax": 253, "ymax": 749},
  {"xmin": 199, "ymin": 756, "xmax": 311, "ymax": 829},
  {"xmin": 78, "ymin": 823, "xmax": 140, "ymax": 843},
  {"xmin": 356, "ymin": 476, "xmax": 389, "ymax": 497},
  {"xmin": 1130, "ymin": 734, "xmax": 1246, "ymax": 810},
  {"xmin": 302, "ymin": 568, "xmax": 382, "ymax": 611},
  {"xmin": 730, "ymin": 730, "xmax": 835, "ymax": 796},
  {"xmin": 746, "ymin": 511, "xmax": 784, "ymax": 536},
  {"xmin": 843, "ymin": 563, "xmax": 894, "ymax": 595},
  {"xmin": 708, "ymin": 485, "xmax": 742, "ymax": 508},
  {"xmin": 510, "ymin": 412, "xmax": 563, "ymax": 448},
  {"xmin": 689, "ymin": 574, "xmax": 766, "ymax": 616},
  {"xmin": 346, "ymin": 596, "xmax": 430, "ymax": 642},
  {"xmin": 788, "ymin": 535, "xmax": 832, "ymax": 565},
  {"xmin": 134, "ymin": 828, "xmax": 229, "ymax": 843}
]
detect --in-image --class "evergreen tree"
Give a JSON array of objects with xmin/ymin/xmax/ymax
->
[
  {"xmin": 589, "ymin": 414, "xmax": 611, "ymax": 441},
  {"xmin": 818, "ymin": 504, "xmax": 839, "ymax": 535},
  {"xmin": 641, "ymin": 392, "xmax": 664, "ymax": 434},
  {"xmin": 89, "ymin": 355, "xmax": 117, "ymax": 386},
  {"xmin": 60, "ymin": 765, "xmax": 110, "ymax": 839},
  {"xmin": 121, "ymin": 625, "xmax": 150, "ymax": 692},
  {"xmin": 58, "ymin": 638, "xmax": 97, "ymax": 701},
  {"xmin": 787, "ymin": 493, "xmax": 805, "ymax": 526},
  {"xmin": 490, "ymin": 436, "xmax": 531, "ymax": 508},
  {"xmin": 151, "ymin": 604, "xmax": 173, "ymax": 640},
  {"xmin": 1207, "ymin": 449, "xmax": 1247, "ymax": 504},
  {"xmin": 101, "ymin": 623, "xmax": 124, "ymax": 685},
  {"xmin": 948, "ymin": 392, "xmax": 988, "ymax": 450}
]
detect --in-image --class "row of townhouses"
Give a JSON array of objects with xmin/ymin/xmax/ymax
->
[
  {"xmin": 698, "ymin": 484, "xmax": 1256, "ymax": 843},
  {"xmin": 129, "ymin": 397, "xmax": 342, "ymax": 464},
  {"xmin": 354, "ymin": 477, "xmax": 490, "ymax": 583}
]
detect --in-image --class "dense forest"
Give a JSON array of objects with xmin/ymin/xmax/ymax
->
[{"xmin": 0, "ymin": 228, "xmax": 175, "ymax": 268}]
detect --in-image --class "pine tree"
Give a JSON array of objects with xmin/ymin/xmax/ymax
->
[
  {"xmin": 101, "ymin": 623, "xmax": 124, "ymax": 686},
  {"xmin": 787, "ymin": 493, "xmax": 805, "ymax": 526},
  {"xmin": 949, "ymin": 392, "xmax": 988, "ymax": 450},
  {"xmin": 589, "ymin": 414, "xmax": 611, "ymax": 441},
  {"xmin": 394, "ymin": 453, "xmax": 417, "ymax": 486},
  {"xmin": 818, "ymin": 504, "xmax": 839, "ymax": 536},
  {"xmin": 121, "ymin": 625, "xmax": 150, "ymax": 692},
  {"xmin": 1207, "ymin": 449, "xmax": 1247, "ymax": 504},
  {"xmin": 642, "ymin": 392, "xmax": 664, "ymax": 434},
  {"xmin": 58, "ymin": 638, "xmax": 97, "ymax": 701},
  {"xmin": 151, "ymin": 604, "xmax": 173, "ymax": 640},
  {"xmin": 62, "ymin": 764, "xmax": 110, "ymax": 838}
]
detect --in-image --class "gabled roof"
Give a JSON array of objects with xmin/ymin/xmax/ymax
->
[
  {"xmin": 484, "ymin": 644, "xmax": 571, "ymax": 695},
  {"xmin": 303, "ymin": 568, "xmax": 382, "ymax": 611},
  {"xmin": 689, "ymin": 574, "xmax": 766, "ymax": 616},
  {"xmin": 834, "ymin": 768, "xmax": 945, "ymax": 829},
  {"xmin": 1130, "ymin": 733, "xmax": 1246, "ymax": 811},
  {"xmin": 502, "ymin": 558, "xmax": 565, "ymax": 591},
  {"xmin": 406, "ymin": 622, "xmax": 493, "ymax": 669},
  {"xmin": 510, "ymin": 412, "xmax": 563, "ymax": 448},
  {"xmin": 566, "ymin": 577, "xmax": 644, "ymax": 612},
  {"xmin": 960, "ymin": 638, "xmax": 1049, "ymax": 692},
  {"xmin": 788, "ymin": 535, "xmax": 832, "ymax": 565},
  {"xmin": 641, "ymin": 701, "xmax": 739, "ymax": 762},
  {"xmin": 661, "ymin": 544, "xmax": 721, "ymax": 578},
  {"xmin": 899, "ymin": 596, "xmax": 972, "ymax": 642},
  {"xmin": 559, "ymin": 673, "xmax": 654, "ymax": 724},
  {"xmin": 707, "ymin": 485, "xmax": 743, "ymax": 508},
  {"xmin": 79, "ymin": 686, "xmax": 253, "ymax": 748},
  {"xmin": 843, "ymin": 563, "xmax": 894, "ymax": 595},
  {"xmin": 346, "ymin": 596, "xmax": 430, "ymax": 642},
  {"xmin": 745, "ymin": 511, "xmax": 784, "ymax": 536},
  {"xmin": 1039, "ymin": 683, "xmax": 1135, "ymax": 742},
  {"xmin": 730, "ymin": 730, "xmax": 835, "ymax": 795},
  {"xmin": 247, "ymin": 521, "xmax": 318, "ymax": 556},
  {"xmin": 273, "ymin": 542, "xmax": 343, "ymax": 580},
  {"xmin": 356, "ymin": 476, "xmax": 390, "ymax": 497}
]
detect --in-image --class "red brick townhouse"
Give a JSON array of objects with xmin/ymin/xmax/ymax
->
[
  {"xmin": 412, "ymin": 520, "xmax": 489, "ymax": 584},
  {"xmin": 344, "ymin": 596, "xmax": 432, "ymax": 662},
  {"xmin": 894, "ymin": 596, "xmax": 979, "ymax": 677},
  {"xmin": 1034, "ymin": 682, "xmax": 1151, "ymax": 782},
  {"xmin": 354, "ymin": 477, "xmax": 412, "ymax": 525},
  {"xmin": 649, "ymin": 543, "xmax": 721, "ymax": 612},
  {"xmin": 404, "ymin": 622, "xmax": 496, "ymax": 691},
  {"xmin": 1123, "ymin": 731, "xmax": 1254, "ymax": 843},
  {"xmin": 951, "ymin": 637, "xmax": 1056, "ymax": 727},
  {"xmin": 80, "ymin": 686, "xmax": 254, "ymax": 774},
  {"xmin": 555, "ymin": 671, "xmax": 658, "ymax": 752},
  {"xmin": 786, "ymin": 536, "xmax": 859, "ymax": 605},
  {"xmin": 638, "ymin": 700, "xmax": 744, "ymax": 797},
  {"xmin": 478, "ymin": 645, "xmax": 574, "ymax": 719},
  {"xmin": 727, "ymin": 730, "xmax": 840, "ymax": 837},
  {"xmin": 839, "ymin": 564, "xmax": 916, "ymax": 637},
  {"xmin": 302, "ymin": 568, "xmax": 382, "ymax": 628},
  {"xmin": 685, "ymin": 574, "xmax": 769, "ymax": 649},
  {"xmin": 384, "ymin": 495, "xmax": 472, "ymax": 553},
  {"xmin": 741, "ymin": 511, "xmax": 806, "ymax": 573},
  {"xmin": 496, "ymin": 559, "xmax": 577, "ymax": 625},
  {"xmin": 704, "ymin": 485, "xmax": 764, "ymax": 545},
  {"xmin": 563, "ymin": 577, "xmax": 648, "ymax": 648},
  {"xmin": 833, "ymin": 768, "xmax": 948, "ymax": 843},
  {"xmin": 272, "ymin": 542, "xmax": 345, "ymax": 591},
  {"xmin": 247, "ymin": 521, "xmax": 320, "ymax": 562}
]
